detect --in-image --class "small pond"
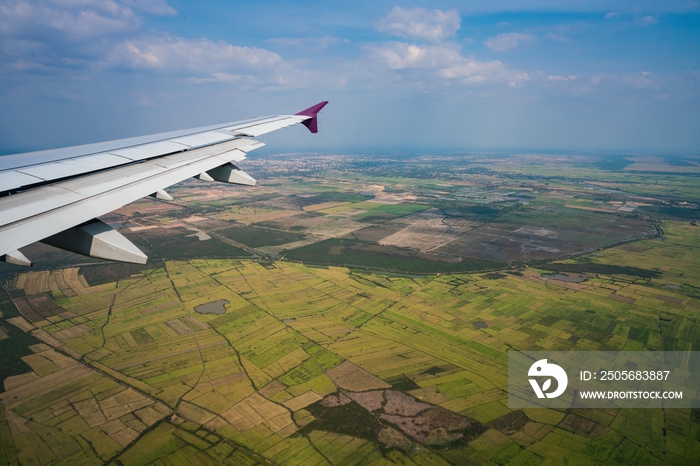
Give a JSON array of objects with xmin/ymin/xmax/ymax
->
[{"xmin": 195, "ymin": 299, "xmax": 229, "ymax": 315}]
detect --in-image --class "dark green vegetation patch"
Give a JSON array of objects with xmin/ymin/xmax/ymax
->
[
  {"xmin": 130, "ymin": 328, "xmax": 155, "ymax": 345},
  {"xmin": 283, "ymin": 238, "xmax": 503, "ymax": 273},
  {"xmin": 222, "ymin": 225, "xmax": 307, "ymax": 248},
  {"xmin": 433, "ymin": 201, "xmax": 520, "ymax": 219},
  {"xmin": 384, "ymin": 374, "xmax": 420, "ymax": 391},
  {"xmin": 538, "ymin": 263, "xmax": 661, "ymax": 278},
  {"xmin": 294, "ymin": 191, "xmax": 373, "ymax": 207},
  {"xmin": 79, "ymin": 262, "xmax": 147, "ymax": 287},
  {"xmin": 302, "ymin": 401, "xmax": 384, "ymax": 441},
  {"xmin": 130, "ymin": 228, "xmax": 252, "ymax": 259},
  {"xmin": 637, "ymin": 205, "xmax": 700, "ymax": 221},
  {"xmin": 0, "ymin": 287, "xmax": 38, "ymax": 392}
]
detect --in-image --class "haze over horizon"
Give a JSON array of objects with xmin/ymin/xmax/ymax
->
[{"xmin": 0, "ymin": 0, "xmax": 699, "ymax": 155}]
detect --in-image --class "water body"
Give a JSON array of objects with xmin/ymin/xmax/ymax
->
[
  {"xmin": 473, "ymin": 321, "xmax": 488, "ymax": 329},
  {"xmin": 195, "ymin": 299, "xmax": 229, "ymax": 315}
]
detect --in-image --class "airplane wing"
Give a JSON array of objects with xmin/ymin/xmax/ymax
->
[{"xmin": 0, "ymin": 101, "xmax": 328, "ymax": 266}]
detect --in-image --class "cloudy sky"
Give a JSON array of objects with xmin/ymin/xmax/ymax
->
[{"xmin": 1, "ymin": 0, "xmax": 699, "ymax": 155}]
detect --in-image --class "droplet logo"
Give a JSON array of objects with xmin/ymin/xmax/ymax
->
[{"xmin": 528, "ymin": 359, "xmax": 568, "ymax": 399}]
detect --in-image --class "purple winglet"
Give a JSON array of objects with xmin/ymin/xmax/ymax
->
[{"xmin": 295, "ymin": 101, "xmax": 328, "ymax": 133}]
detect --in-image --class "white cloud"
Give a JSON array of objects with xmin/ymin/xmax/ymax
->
[
  {"xmin": 604, "ymin": 12, "xmax": 620, "ymax": 19},
  {"xmin": 122, "ymin": 0, "xmax": 176, "ymax": 16},
  {"xmin": 545, "ymin": 74, "xmax": 588, "ymax": 92},
  {"xmin": 0, "ymin": 0, "xmax": 140, "ymax": 40},
  {"xmin": 107, "ymin": 35, "xmax": 281, "ymax": 73},
  {"xmin": 624, "ymin": 71, "xmax": 654, "ymax": 88},
  {"xmin": 6, "ymin": 59, "xmax": 52, "ymax": 72},
  {"xmin": 547, "ymin": 75, "xmax": 577, "ymax": 81},
  {"xmin": 636, "ymin": 15, "xmax": 658, "ymax": 26},
  {"xmin": 368, "ymin": 42, "xmax": 529, "ymax": 87},
  {"xmin": 267, "ymin": 36, "xmax": 349, "ymax": 48},
  {"xmin": 0, "ymin": 0, "xmax": 175, "ymax": 70},
  {"xmin": 368, "ymin": 42, "xmax": 462, "ymax": 70},
  {"xmin": 375, "ymin": 7, "xmax": 461, "ymax": 42},
  {"xmin": 440, "ymin": 61, "xmax": 529, "ymax": 87},
  {"xmin": 484, "ymin": 33, "xmax": 535, "ymax": 51},
  {"xmin": 0, "ymin": 0, "xmax": 293, "ymax": 91},
  {"xmin": 184, "ymin": 72, "xmax": 243, "ymax": 84}
]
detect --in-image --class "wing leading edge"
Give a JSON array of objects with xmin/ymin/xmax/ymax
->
[{"xmin": 0, "ymin": 101, "xmax": 328, "ymax": 266}]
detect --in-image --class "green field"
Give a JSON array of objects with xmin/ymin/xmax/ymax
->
[
  {"xmin": 1, "ymin": 152, "xmax": 699, "ymax": 465},
  {"xmin": 0, "ymin": 219, "xmax": 699, "ymax": 465},
  {"xmin": 283, "ymin": 238, "xmax": 503, "ymax": 273}
]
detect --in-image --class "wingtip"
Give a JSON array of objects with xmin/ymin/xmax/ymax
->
[
  {"xmin": 295, "ymin": 101, "xmax": 329, "ymax": 117},
  {"xmin": 295, "ymin": 101, "xmax": 329, "ymax": 134}
]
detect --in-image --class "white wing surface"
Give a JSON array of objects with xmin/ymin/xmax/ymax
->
[{"xmin": 0, "ymin": 101, "xmax": 328, "ymax": 266}]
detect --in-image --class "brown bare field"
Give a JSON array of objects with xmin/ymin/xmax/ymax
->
[
  {"xmin": 165, "ymin": 319, "xmax": 193, "ymax": 335},
  {"xmin": 18, "ymin": 270, "xmax": 51, "ymax": 295},
  {"xmin": 379, "ymin": 210, "xmax": 471, "ymax": 252},
  {"xmin": 5, "ymin": 410, "xmax": 29, "ymax": 435},
  {"xmin": 11, "ymin": 298, "xmax": 41, "ymax": 323},
  {"xmin": 380, "ymin": 408, "xmax": 473, "ymax": 443},
  {"xmin": 110, "ymin": 428, "xmax": 139, "ymax": 448},
  {"xmin": 52, "ymin": 323, "xmax": 92, "ymax": 341},
  {"xmin": 6, "ymin": 316, "xmax": 34, "ymax": 332},
  {"xmin": 381, "ymin": 231, "xmax": 458, "ymax": 252},
  {"xmin": 39, "ymin": 348, "xmax": 79, "ymax": 368},
  {"xmin": 303, "ymin": 202, "xmax": 348, "ymax": 212},
  {"xmin": 433, "ymin": 226, "xmax": 568, "ymax": 262},
  {"xmin": 254, "ymin": 212, "xmax": 314, "ymax": 229},
  {"xmin": 326, "ymin": 361, "xmax": 390, "ymax": 392},
  {"xmin": 217, "ymin": 208, "xmax": 299, "ymax": 224},
  {"xmin": 0, "ymin": 364, "xmax": 93, "ymax": 410},
  {"xmin": 283, "ymin": 391, "xmax": 323, "ymax": 411},
  {"xmin": 259, "ymin": 212, "xmax": 366, "ymax": 239},
  {"xmin": 369, "ymin": 193, "xmax": 416, "ymax": 204},
  {"xmin": 346, "ymin": 391, "xmax": 384, "ymax": 411},
  {"xmin": 259, "ymin": 380, "xmax": 287, "ymax": 398},
  {"xmin": 656, "ymin": 294, "xmax": 683, "ymax": 304},
  {"xmin": 199, "ymin": 371, "xmax": 247, "ymax": 388},
  {"xmin": 141, "ymin": 301, "xmax": 177, "ymax": 315},
  {"xmin": 607, "ymin": 294, "xmax": 636, "ymax": 304},
  {"xmin": 320, "ymin": 392, "xmax": 353, "ymax": 407},
  {"xmin": 352, "ymin": 224, "xmax": 403, "ymax": 242},
  {"xmin": 111, "ymin": 341, "xmax": 226, "ymax": 371},
  {"xmin": 186, "ymin": 315, "xmax": 210, "ymax": 329},
  {"xmin": 134, "ymin": 406, "xmax": 167, "ymax": 427},
  {"xmin": 63, "ymin": 267, "xmax": 103, "ymax": 295},
  {"xmin": 558, "ymin": 414, "xmax": 607, "ymax": 437},
  {"xmin": 221, "ymin": 393, "xmax": 293, "ymax": 434},
  {"xmin": 3, "ymin": 372, "xmax": 39, "ymax": 391},
  {"xmin": 177, "ymin": 401, "xmax": 216, "ymax": 425}
]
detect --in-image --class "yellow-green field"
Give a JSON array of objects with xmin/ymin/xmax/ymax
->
[{"xmin": 1, "ymin": 221, "xmax": 699, "ymax": 465}]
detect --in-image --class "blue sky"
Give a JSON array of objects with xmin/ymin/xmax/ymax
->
[{"xmin": 0, "ymin": 0, "xmax": 699, "ymax": 155}]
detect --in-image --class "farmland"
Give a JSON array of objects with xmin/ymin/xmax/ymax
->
[{"xmin": 1, "ymin": 151, "xmax": 699, "ymax": 465}]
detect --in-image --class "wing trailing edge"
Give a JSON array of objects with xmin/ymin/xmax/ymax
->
[{"xmin": 0, "ymin": 102, "xmax": 328, "ymax": 266}]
